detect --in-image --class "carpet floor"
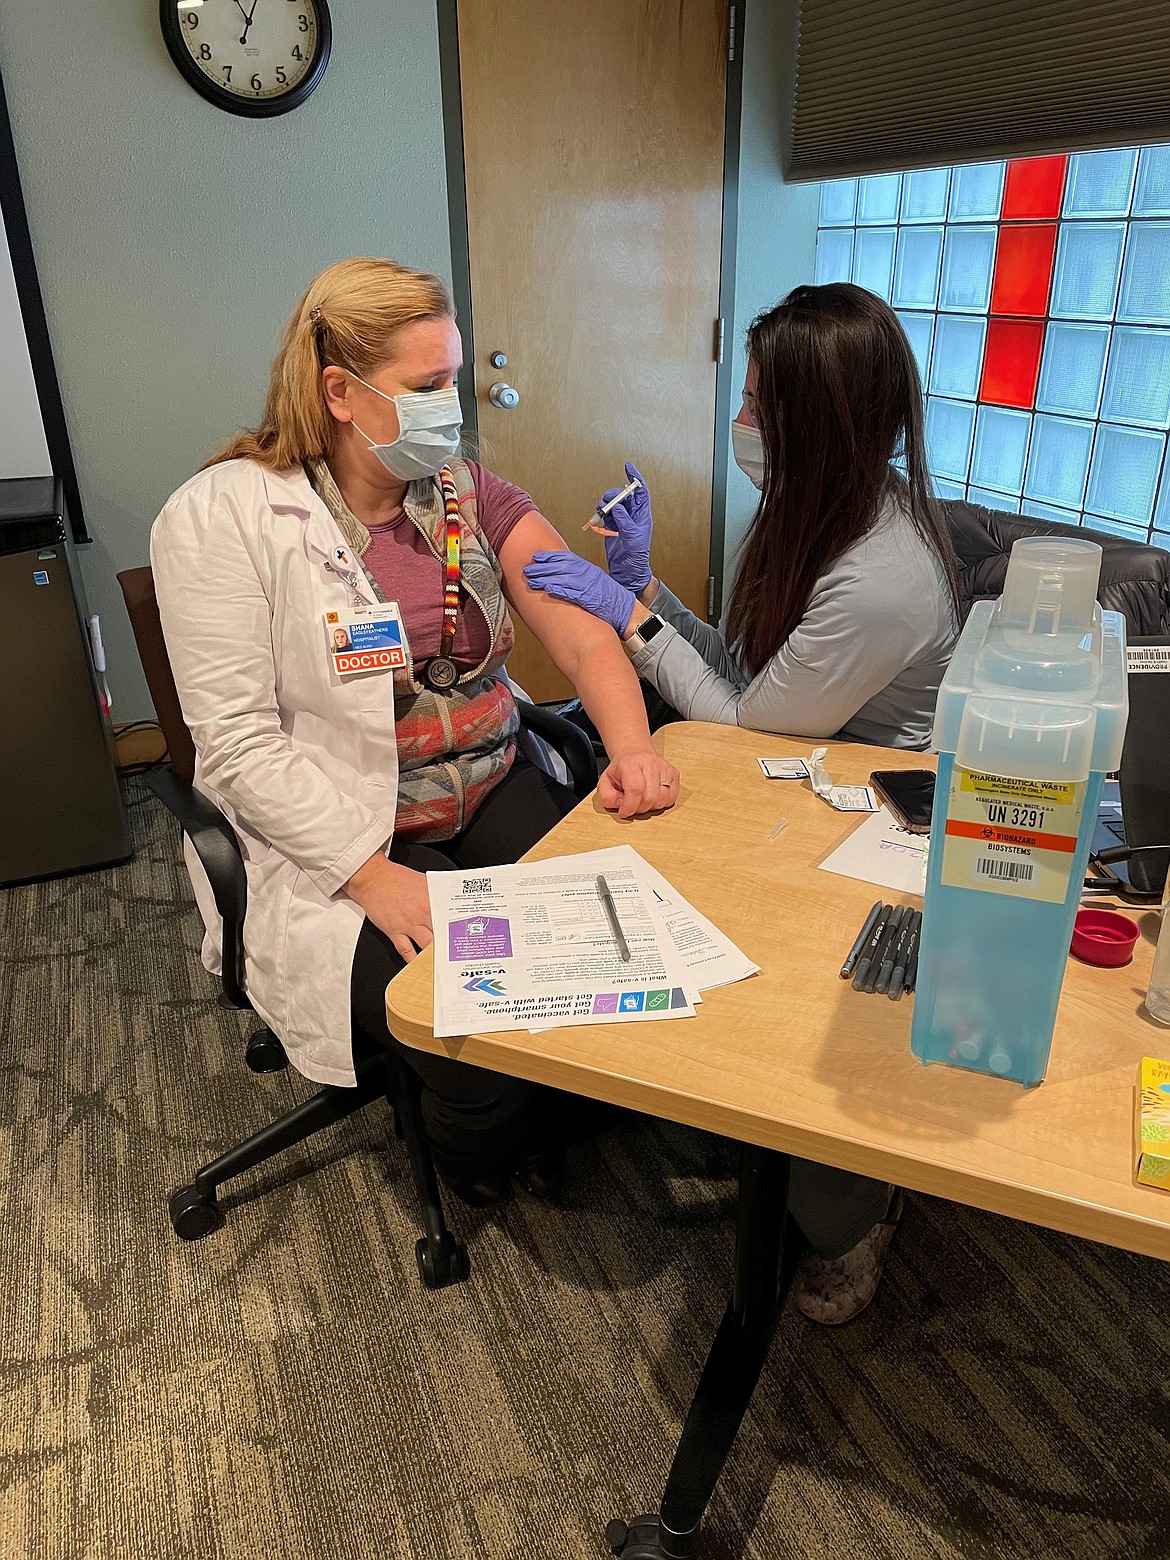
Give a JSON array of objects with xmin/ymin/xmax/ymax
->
[{"xmin": 2, "ymin": 781, "xmax": 1169, "ymax": 1560}]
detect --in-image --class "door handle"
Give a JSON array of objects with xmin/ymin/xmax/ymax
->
[{"xmin": 489, "ymin": 381, "xmax": 521, "ymax": 410}]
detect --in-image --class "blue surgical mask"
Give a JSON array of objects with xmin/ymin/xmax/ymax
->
[
  {"xmin": 351, "ymin": 376, "xmax": 462, "ymax": 480},
  {"xmin": 732, "ymin": 421, "xmax": 766, "ymax": 491}
]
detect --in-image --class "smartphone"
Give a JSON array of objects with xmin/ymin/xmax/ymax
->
[{"xmin": 869, "ymin": 769, "xmax": 936, "ymax": 834}]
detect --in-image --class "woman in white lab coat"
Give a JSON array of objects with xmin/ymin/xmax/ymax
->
[{"xmin": 151, "ymin": 257, "xmax": 678, "ymax": 1203}]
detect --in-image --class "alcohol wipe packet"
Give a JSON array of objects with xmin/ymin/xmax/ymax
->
[
  {"xmin": 809, "ymin": 747, "xmax": 878, "ymax": 813},
  {"xmin": 757, "ymin": 757, "xmax": 810, "ymax": 780}
]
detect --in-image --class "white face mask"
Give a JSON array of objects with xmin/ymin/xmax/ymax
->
[
  {"xmin": 351, "ymin": 376, "xmax": 462, "ymax": 480},
  {"xmin": 732, "ymin": 421, "xmax": 766, "ymax": 491}
]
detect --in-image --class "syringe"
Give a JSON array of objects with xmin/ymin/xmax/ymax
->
[{"xmin": 581, "ymin": 475, "xmax": 641, "ymax": 534}]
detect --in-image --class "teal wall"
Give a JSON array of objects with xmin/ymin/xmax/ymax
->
[
  {"xmin": 722, "ymin": 0, "xmax": 820, "ymax": 579},
  {"xmin": 0, "ymin": 1, "xmax": 451, "ymax": 719}
]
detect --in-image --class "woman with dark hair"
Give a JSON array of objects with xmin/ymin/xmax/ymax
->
[
  {"xmin": 527, "ymin": 282, "xmax": 960, "ymax": 747},
  {"xmin": 523, "ymin": 283, "xmax": 961, "ymax": 1321}
]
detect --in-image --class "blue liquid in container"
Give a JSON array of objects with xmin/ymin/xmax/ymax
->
[
  {"xmin": 913, "ymin": 756, "xmax": 1106, "ymax": 1084},
  {"xmin": 910, "ymin": 538, "xmax": 1129, "ymax": 1086}
]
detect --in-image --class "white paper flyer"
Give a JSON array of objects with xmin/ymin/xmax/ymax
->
[{"xmin": 428, "ymin": 848, "xmax": 698, "ymax": 1038}]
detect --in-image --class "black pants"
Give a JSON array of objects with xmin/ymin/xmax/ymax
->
[{"xmin": 350, "ymin": 758, "xmax": 578, "ymax": 1181}]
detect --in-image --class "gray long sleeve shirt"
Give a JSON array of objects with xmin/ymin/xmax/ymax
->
[{"xmin": 632, "ymin": 503, "xmax": 958, "ymax": 750}]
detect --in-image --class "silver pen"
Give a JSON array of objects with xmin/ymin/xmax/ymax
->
[{"xmin": 596, "ymin": 874, "xmax": 631, "ymax": 962}]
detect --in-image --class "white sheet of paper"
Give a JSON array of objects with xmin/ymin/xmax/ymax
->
[
  {"xmin": 428, "ymin": 848, "xmax": 697, "ymax": 1038},
  {"xmin": 525, "ymin": 846, "xmax": 755, "ymax": 1030},
  {"xmin": 631, "ymin": 853, "xmax": 759, "ymax": 991},
  {"xmin": 817, "ymin": 806, "xmax": 929, "ymax": 895}
]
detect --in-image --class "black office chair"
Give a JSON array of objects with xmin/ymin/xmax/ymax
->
[
  {"xmin": 943, "ymin": 500, "xmax": 1170, "ymax": 635},
  {"xmin": 117, "ymin": 566, "xmax": 598, "ymax": 1289}
]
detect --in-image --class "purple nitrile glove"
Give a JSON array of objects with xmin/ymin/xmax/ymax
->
[
  {"xmin": 598, "ymin": 461, "xmax": 653, "ymax": 593},
  {"xmin": 523, "ymin": 551, "xmax": 636, "ymax": 636}
]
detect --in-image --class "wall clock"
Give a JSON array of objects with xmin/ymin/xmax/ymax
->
[{"xmin": 159, "ymin": 0, "xmax": 332, "ymax": 118}]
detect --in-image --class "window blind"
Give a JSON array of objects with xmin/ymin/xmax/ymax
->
[{"xmin": 782, "ymin": 0, "xmax": 1170, "ymax": 181}]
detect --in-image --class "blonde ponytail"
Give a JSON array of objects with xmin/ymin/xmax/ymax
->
[{"xmin": 205, "ymin": 257, "xmax": 453, "ymax": 471}]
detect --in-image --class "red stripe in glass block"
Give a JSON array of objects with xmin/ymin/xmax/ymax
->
[
  {"xmin": 979, "ymin": 319, "xmax": 1045, "ymax": 408},
  {"xmin": 990, "ymin": 224, "xmax": 1058, "ymax": 316},
  {"xmin": 1002, "ymin": 156, "xmax": 1069, "ymax": 219}
]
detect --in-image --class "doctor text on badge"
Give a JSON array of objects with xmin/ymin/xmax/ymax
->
[{"xmin": 335, "ymin": 648, "xmax": 406, "ymax": 673}]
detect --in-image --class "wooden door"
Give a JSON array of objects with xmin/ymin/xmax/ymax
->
[{"xmin": 457, "ymin": 0, "xmax": 729, "ymax": 700}]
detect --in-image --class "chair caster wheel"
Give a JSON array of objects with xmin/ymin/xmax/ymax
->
[
  {"xmin": 245, "ymin": 1028, "xmax": 287, "ymax": 1073},
  {"xmin": 169, "ymin": 1184, "xmax": 225, "ymax": 1241},
  {"xmin": 415, "ymin": 1233, "xmax": 470, "ymax": 1289},
  {"xmin": 606, "ymin": 1520, "xmax": 630, "ymax": 1554},
  {"xmin": 606, "ymin": 1514, "xmax": 676, "ymax": 1558}
]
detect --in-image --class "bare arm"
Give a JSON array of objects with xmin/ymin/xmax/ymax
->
[
  {"xmin": 498, "ymin": 511, "xmax": 678, "ymax": 817},
  {"xmin": 348, "ymin": 511, "xmax": 684, "ymax": 954}
]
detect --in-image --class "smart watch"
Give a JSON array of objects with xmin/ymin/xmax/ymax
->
[{"xmin": 623, "ymin": 613, "xmax": 666, "ymax": 656}]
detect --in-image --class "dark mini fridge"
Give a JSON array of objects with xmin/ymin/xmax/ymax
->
[{"xmin": 0, "ymin": 476, "xmax": 130, "ymax": 884}]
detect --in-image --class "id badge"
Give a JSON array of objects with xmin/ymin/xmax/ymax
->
[{"xmin": 324, "ymin": 605, "xmax": 408, "ymax": 677}]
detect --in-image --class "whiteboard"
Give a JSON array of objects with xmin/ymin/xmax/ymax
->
[{"xmin": 0, "ymin": 212, "xmax": 51, "ymax": 481}]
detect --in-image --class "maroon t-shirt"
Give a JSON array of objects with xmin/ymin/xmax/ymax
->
[{"xmin": 361, "ymin": 461, "xmax": 534, "ymax": 671}]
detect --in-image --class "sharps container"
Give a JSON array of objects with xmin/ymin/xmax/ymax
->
[{"xmin": 910, "ymin": 537, "xmax": 1129, "ymax": 1085}]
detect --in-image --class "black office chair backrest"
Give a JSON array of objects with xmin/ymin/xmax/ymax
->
[
  {"xmin": 943, "ymin": 501, "xmax": 1170, "ymax": 638},
  {"xmin": 117, "ymin": 566, "xmax": 198, "ymax": 785}
]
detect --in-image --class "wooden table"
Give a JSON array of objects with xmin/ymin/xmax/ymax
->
[{"xmin": 386, "ymin": 722, "xmax": 1168, "ymax": 1558}]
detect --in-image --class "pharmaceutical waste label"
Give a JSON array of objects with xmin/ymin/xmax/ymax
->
[{"xmin": 939, "ymin": 767, "xmax": 1086, "ymax": 904}]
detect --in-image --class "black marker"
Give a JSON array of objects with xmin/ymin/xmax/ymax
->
[
  {"xmin": 866, "ymin": 906, "xmax": 906, "ymax": 994},
  {"xmin": 904, "ymin": 910, "xmax": 923, "ymax": 993},
  {"xmin": 851, "ymin": 903, "xmax": 892, "ymax": 992},
  {"xmin": 875, "ymin": 906, "xmax": 911, "ymax": 995},
  {"xmin": 840, "ymin": 901, "xmax": 882, "ymax": 979},
  {"xmin": 886, "ymin": 910, "xmax": 918, "ymax": 1000}
]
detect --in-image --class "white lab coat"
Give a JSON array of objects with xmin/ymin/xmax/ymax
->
[{"xmin": 151, "ymin": 459, "xmax": 401, "ymax": 1086}]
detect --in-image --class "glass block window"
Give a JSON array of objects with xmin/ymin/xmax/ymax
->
[{"xmin": 815, "ymin": 147, "xmax": 1170, "ymax": 545}]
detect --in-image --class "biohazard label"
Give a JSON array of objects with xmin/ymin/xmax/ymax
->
[{"xmin": 939, "ymin": 767, "xmax": 1086, "ymax": 904}]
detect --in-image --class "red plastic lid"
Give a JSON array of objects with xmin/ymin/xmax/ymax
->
[{"xmin": 1071, "ymin": 908, "xmax": 1140, "ymax": 968}]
